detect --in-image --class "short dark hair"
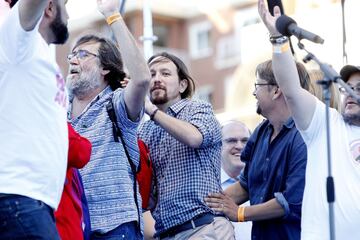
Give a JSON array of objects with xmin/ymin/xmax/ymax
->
[
  {"xmin": 72, "ymin": 34, "xmax": 126, "ymax": 90},
  {"xmin": 256, "ymin": 60, "xmax": 310, "ymax": 91},
  {"xmin": 148, "ymin": 52, "xmax": 196, "ymax": 99}
]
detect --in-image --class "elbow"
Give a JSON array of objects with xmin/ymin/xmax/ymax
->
[{"xmin": 187, "ymin": 132, "xmax": 203, "ymax": 148}]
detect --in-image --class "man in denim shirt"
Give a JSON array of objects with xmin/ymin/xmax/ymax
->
[
  {"xmin": 206, "ymin": 60, "xmax": 309, "ymax": 240},
  {"xmin": 67, "ymin": 0, "xmax": 150, "ymax": 238},
  {"xmin": 139, "ymin": 52, "xmax": 234, "ymax": 239}
]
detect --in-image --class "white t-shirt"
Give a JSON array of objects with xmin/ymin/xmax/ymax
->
[
  {"xmin": 221, "ymin": 168, "xmax": 252, "ymax": 240},
  {"xmin": 0, "ymin": 5, "xmax": 68, "ymax": 209},
  {"xmin": 300, "ymin": 99, "xmax": 360, "ymax": 240}
]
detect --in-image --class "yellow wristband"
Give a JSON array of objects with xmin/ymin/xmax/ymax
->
[
  {"xmin": 106, "ymin": 13, "xmax": 121, "ymax": 25},
  {"xmin": 273, "ymin": 41, "xmax": 290, "ymax": 54},
  {"xmin": 237, "ymin": 206, "xmax": 245, "ymax": 222}
]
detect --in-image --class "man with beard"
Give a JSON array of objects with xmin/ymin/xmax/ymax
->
[
  {"xmin": 138, "ymin": 52, "xmax": 234, "ymax": 239},
  {"xmin": 205, "ymin": 60, "xmax": 308, "ymax": 240},
  {"xmin": 0, "ymin": 0, "xmax": 69, "ymax": 239},
  {"xmin": 258, "ymin": 0, "xmax": 360, "ymax": 239},
  {"xmin": 66, "ymin": 0, "xmax": 150, "ymax": 238}
]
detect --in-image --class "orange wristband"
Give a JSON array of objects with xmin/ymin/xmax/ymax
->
[
  {"xmin": 106, "ymin": 13, "xmax": 121, "ymax": 25},
  {"xmin": 237, "ymin": 206, "xmax": 245, "ymax": 222}
]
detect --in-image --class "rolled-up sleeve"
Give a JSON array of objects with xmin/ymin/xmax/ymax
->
[{"xmin": 187, "ymin": 101, "xmax": 221, "ymax": 148}]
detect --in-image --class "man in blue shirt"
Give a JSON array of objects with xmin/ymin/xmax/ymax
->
[
  {"xmin": 139, "ymin": 52, "xmax": 234, "ymax": 239},
  {"xmin": 67, "ymin": 0, "xmax": 150, "ymax": 239},
  {"xmin": 205, "ymin": 60, "xmax": 309, "ymax": 240}
]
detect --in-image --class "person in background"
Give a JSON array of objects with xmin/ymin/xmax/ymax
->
[{"xmin": 221, "ymin": 120, "xmax": 252, "ymax": 240}]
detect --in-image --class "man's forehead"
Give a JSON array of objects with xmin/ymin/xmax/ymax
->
[
  {"xmin": 73, "ymin": 41, "xmax": 99, "ymax": 52},
  {"xmin": 348, "ymin": 73, "xmax": 360, "ymax": 85},
  {"xmin": 222, "ymin": 123, "xmax": 250, "ymax": 138},
  {"xmin": 149, "ymin": 57, "xmax": 175, "ymax": 69}
]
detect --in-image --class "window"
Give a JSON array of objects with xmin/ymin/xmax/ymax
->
[
  {"xmin": 189, "ymin": 21, "xmax": 212, "ymax": 59},
  {"xmin": 153, "ymin": 24, "xmax": 169, "ymax": 47},
  {"xmin": 215, "ymin": 35, "xmax": 241, "ymax": 69}
]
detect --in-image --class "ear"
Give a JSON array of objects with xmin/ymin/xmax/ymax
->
[
  {"xmin": 272, "ymin": 86, "xmax": 282, "ymax": 100},
  {"xmin": 179, "ymin": 79, "xmax": 188, "ymax": 94},
  {"xmin": 44, "ymin": 0, "xmax": 56, "ymax": 18},
  {"xmin": 101, "ymin": 68, "xmax": 110, "ymax": 76}
]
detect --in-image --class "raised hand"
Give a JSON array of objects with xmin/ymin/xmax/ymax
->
[
  {"xmin": 258, "ymin": 0, "xmax": 281, "ymax": 36},
  {"xmin": 97, "ymin": 0, "xmax": 120, "ymax": 17}
]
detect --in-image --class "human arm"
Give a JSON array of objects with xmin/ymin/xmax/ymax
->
[
  {"xmin": 18, "ymin": 0, "xmax": 49, "ymax": 31},
  {"xmin": 97, "ymin": 0, "xmax": 150, "ymax": 121},
  {"xmin": 205, "ymin": 184, "xmax": 285, "ymax": 222},
  {"xmin": 258, "ymin": 0, "xmax": 316, "ymax": 130},
  {"xmin": 145, "ymin": 99, "xmax": 203, "ymax": 148}
]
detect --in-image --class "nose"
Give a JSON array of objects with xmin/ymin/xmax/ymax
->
[{"xmin": 67, "ymin": 54, "xmax": 79, "ymax": 65}]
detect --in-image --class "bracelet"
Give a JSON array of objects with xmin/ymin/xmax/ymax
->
[
  {"xmin": 237, "ymin": 206, "xmax": 245, "ymax": 222},
  {"xmin": 150, "ymin": 108, "xmax": 159, "ymax": 121},
  {"xmin": 106, "ymin": 13, "xmax": 121, "ymax": 25},
  {"xmin": 270, "ymin": 35, "xmax": 288, "ymax": 45},
  {"xmin": 273, "ymin": 41, "xmax": 290, "ymax": 54}
]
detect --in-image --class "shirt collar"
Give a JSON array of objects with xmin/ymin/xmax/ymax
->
[{"xmin": 168, "ymin": 98, "xmax": 190, "ymax": 115}]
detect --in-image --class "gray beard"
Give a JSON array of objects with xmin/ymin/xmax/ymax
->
[{"xmin": 66, "ymin": 69, "xmax": 101, "ymax": 99}]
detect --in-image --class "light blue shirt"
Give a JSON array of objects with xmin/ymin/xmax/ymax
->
[{"xmin": 69, "ymin": 86, "xmax": 142, "ymax": 233}]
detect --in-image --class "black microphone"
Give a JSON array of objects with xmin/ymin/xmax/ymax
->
[{"xmin": 275, "ymin": 15, "xmax": 324, "ymax": 44}]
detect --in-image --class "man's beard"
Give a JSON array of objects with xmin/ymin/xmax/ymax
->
[
  {"xmin": 150, "ymin": 88, "xmax": 168, "ymax": 105},
  {"xmin": 49, "ymin": 6, "xmax": 69, "ymax": 44},
  {"xmin": 67, "ymin": 67, "xmax": 101, "ymax": 99},
  {"xmin": 342, "ymin": 112, "xmax": 360, "ymax": 126},
  {"xmin": 256, "ymin": 104, "xmax": 262, "ymax": 115}
]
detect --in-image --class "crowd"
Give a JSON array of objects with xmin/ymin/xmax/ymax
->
[{"xmin": 0, "ymin": 0, "xmax": 359, "ymax": 240}]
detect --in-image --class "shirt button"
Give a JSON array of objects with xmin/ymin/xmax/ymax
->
[{"xmin": 266, "ymin": 157, "xmax": 270, "ymax": 161}]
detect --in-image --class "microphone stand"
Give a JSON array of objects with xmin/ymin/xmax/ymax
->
[{"xmin": 298, "ymin": 41, "xmax": 360, "ymax": 240}]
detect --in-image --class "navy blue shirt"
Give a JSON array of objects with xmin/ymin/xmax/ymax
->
[{"xmin": 239, "ymin": 118, "xmax": 307, "ymax": 240}]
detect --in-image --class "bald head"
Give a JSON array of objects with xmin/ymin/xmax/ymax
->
[{"xmin": 221, "ymin": 120, "xmax": 251, "ymax": 178}]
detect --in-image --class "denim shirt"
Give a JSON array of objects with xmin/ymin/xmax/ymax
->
[
  {"xmin": 240, "ymin": 118, "xmax": 307, "ymax": 240},
  {"xmin": 68, "ymin": 86, "xmax": 142, "ymax": 233}
]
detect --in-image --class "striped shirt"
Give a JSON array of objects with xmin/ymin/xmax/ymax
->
[
  {"xmin": 138, "ymin": 99, "xmax": 222, "ymax": 236},
  {"xmin": 69, "ymin": 86, "xmax": 142, "ymax": 233}
]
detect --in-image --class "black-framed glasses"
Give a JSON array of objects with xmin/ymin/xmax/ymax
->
[
  {"xmin": 339, "ymin": 85, "xmax": 360, "ymax": 95},
  {"xmin": 254, "ymin": 83, "xmax": 276, "ymax": 90},
  {"xmin": 67, "ymin": 49, "xmax": 99, "ymax": 62}
]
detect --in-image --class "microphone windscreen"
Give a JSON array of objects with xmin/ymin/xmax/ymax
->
[{"xmin": 275, "ymin": 15, "xmax": 296, "ymax": 36}]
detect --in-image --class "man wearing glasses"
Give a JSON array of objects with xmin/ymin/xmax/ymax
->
[
  {"xmin": 66, "ymin": 0, "xmax": 150, "ymax": 239},
  {"xmin": 220, "ymin": 120, "xmax": 252, "ymax": 240},
  {"xmin": 259, "ymin": 0, "xmax": 360, "ymax": 238},
  {"xmin": 205, "ymin": 60, "xmax": 309, "ymax": 240}
]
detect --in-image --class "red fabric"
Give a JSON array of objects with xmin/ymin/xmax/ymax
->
[
  {"xmin": 137, "ymin": 139, "xmax": 153, "ymax": 209},
  {"xmin": 55, "ymin": 123, "xmax": 91, "ymax": 240}
]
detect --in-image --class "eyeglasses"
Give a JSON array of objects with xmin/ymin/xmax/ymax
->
[
  {"xmin": 339, "ymin": 85, "xmax": 360, "ymax": 95},
  {"xmin": 67, "ymin": 49, "xmax": 99, "ymax": 62},
  {"xmin": 254, "ymin": 83, "xmax": 276, "ymax": 90}
]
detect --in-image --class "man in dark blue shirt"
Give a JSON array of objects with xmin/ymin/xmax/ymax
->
[{"xmin": 205, "ymin": 60, "xmax": 309, "ymax": 240}]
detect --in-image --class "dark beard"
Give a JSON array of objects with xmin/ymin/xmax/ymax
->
[
  {"xmin": 256, "ymin": 105, "xmax": 262, "ymax": 115},
  {"xmin": 150, "ymin": 95, "xmax": 168, "ymax": 105},
  {"xmin": 49, "ymin": 6, "xmax": 69, "ymax": 44},
  {"xmin": 342, "ymin": 113, "xmax": 360, "ymax": 126}
]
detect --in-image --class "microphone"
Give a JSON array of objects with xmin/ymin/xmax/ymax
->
[{"xmin": 275, "ymin": 15, "xmax": 324, "ymax": 44}]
